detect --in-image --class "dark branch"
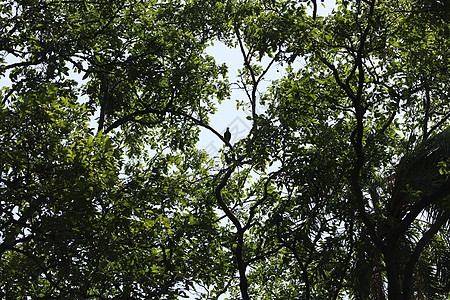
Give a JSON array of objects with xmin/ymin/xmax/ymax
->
[{"xmin": 402, "ymin": 210, "xmax": 450, "ymax": 299}]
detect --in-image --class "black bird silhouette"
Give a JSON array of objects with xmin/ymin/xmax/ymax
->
[{"xmin": 224, "ymin": 127, "xmax": 231, "ymax": 143}]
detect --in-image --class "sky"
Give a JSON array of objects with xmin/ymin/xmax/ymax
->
[{"xmin": 198, "ymin": 0, "xmax": 337, "ymax": 162}]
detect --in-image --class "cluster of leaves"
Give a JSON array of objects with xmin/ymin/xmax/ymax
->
[{"xmin": 1, "ymin": 0, "xmax": 450, "ymax": 299}]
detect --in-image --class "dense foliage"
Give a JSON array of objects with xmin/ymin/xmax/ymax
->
[{"xmin": 1, "ymin": 0, "xmax": 449, "ymax": 299}]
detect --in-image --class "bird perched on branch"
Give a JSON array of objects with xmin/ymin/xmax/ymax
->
[
  {"xmin": 223, "ymin": 127, "xmax": 232, "ymax": 164},
  {"xmin": 224, "ymin": 127, "xmax": 231, "ymax": 144}
]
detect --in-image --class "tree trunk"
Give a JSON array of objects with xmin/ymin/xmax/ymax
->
[
  {"xmin": 384, "ymin": 242, "xmax": 404, "ymax": 300},
  {"xmin": 236, "ymin": 238, "xmax": 250, "ymax": 300}
]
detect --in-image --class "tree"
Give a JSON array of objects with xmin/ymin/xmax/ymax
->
[
  {"xmin": 238, "ymin": 0, "xmax": 450, "ymax": 299},
  {"xmin": 1, "ymin": 1, "xmax": 228, "ymax": 297},
  {"xmin": 1, "ymin": 0, "xmax": 450, "ymax": 299}
]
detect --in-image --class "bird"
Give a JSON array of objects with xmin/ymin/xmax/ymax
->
[{"xmin": 224, "ymin": 127, "xmax": 231, "ymax": 144}]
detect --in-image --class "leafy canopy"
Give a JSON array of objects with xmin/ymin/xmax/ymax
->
[{"xmin": 1, "ymin": 0, "xmax": 450, "ymax": 299}]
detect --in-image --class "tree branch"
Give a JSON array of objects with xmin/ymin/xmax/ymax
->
[
  {"xmin": 402, "ymin": 210, "xmax": 450, "ymax": 299},
  {"xmin": 395, "ymin": 177, "xmax": 450, "ymax": 237}
]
